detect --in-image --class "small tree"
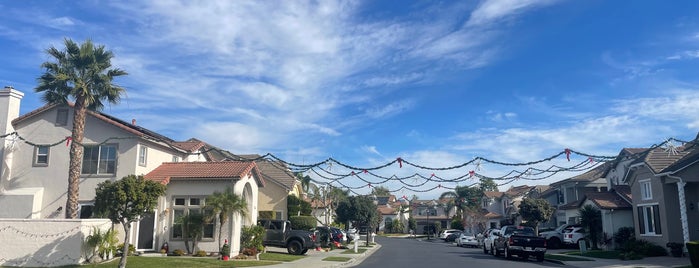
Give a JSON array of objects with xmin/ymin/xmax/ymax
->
[
  {"xmin": 408, "ymin": 216, "xmax": 417, "ymax": 232},
  {"xmin": 335, "ymin": 196, "xmax": 378, "ymax": 246},
  {"xmin": 94, "ymin": 175, "xmax": 166, "ymax": 268},
  {"xmin": 579, "ymin": 205, "xmax": 603, "ymax": 249},
  {"xmin": 177, "ymin": 212, "xmax": 205, "ymax": 254},
  {"xmin": 518, "ymin": 198, "xmax": 554, "ymax": 235},
  {"xmin": 392, "ymin": 219, "xmax": 405, "ymax": 234},
  {"xmin": 204, "ymin": 187, "xmax": 247, "ymax": 251}
]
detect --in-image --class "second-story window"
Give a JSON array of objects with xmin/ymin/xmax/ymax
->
[
  {"xmin": 138, "ymin": 145, "xmax": 148, "ymax": 166},
  {"xmin": 641, "ymin": 180, "xmax": 652, "ymax": 200},
  {"xmin": 55, "ymin": 108, "xmax": 68, "ymax": 126},
  {"xmin": 33, "ymin": 146, "xmax": 50, "ymax": 166},
  {"xmin": 82, "ymin": 144, "xmax": 117, "ymax": 175}
]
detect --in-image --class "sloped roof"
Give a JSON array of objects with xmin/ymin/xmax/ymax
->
[
  {"xmin": 612, "ymin": 185, "xmax": 632, "ymax": 202},
  {"xmin": 583, "ymin": 191, "xmax": 632, "ymax": 210},
  {"xmin": 631, "ymin": 145, "xmax": 694, "ymax": 173},
  {"xmin": 171, "ymin": 138, "xmax": 207, "ymax": 152},
  {"xmin": 550, "ymin": 161, "xmax": 613, "ymax": 187},
  {"xmin": 378, "ymin": 206, "xmax": 396, "ymax": 215},
  {"xmin": 484, "ymin": 211, "xmax": 502, "ymax": 219},
  {"xmin": 144, "ymin": 161, "xmax": 264, "ymax": 187},
  {"xmin": 484, "ymin": 191, "xmax": 504, "ymax": 199},
  {"xmin": 505, "ymin": 185, "xmax": 533, "ymax": 197},
  {"xmin": 227, "ymin": 154, "xmax": 297, "ymax": 191}
]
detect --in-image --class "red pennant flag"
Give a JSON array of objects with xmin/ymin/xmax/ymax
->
[
  {"xmin": 66, "ymin": 136, "xmax": 72, "ymax": 147},
  {"xmin": 589, "ymin": 157, "xmax": 594, "ymax": 163},
  {"xmin": 351, "ymin": 171, "xmax": 355, "ymax": 175},
  {"xmin": 430, "ymin": 173, "xmax": 435, "ymax": 178},
  {"xmin": 363, "ymin": 169, "xmax": 368, "ymax": 174},
  {"xmin": 397, "ymin": 157, "xmax": 403, "ymax": 168},
  {"xmin": 565, "ymin": 148, "xmax": 571, "ymax": 161},
  {"xmin": 469, "ymin": 170, "xmax": 475, "ymax": 177}
]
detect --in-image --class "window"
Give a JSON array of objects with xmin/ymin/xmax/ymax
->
[
  {"xmin": 641, "ymin": 180, "xmax": 652, "ymax": 200},
  {"xmin": 138, "ymin": 145, "xmax": 148, "ymax": 166},
  {"xmin": 172, "ymin": 156, "xmax": 179, "ymax": 162},
  {"xmin": 82, "ymin": 144, "xmax": 117, "ymax": 175},
  {"xmin": 33, "ymin": 146, "xmax": 50, "ymax": 166},
  {"xmin": 171, "ymin": 197, "xmax": 214, "ymax": 240},
  {"xmin": 56, "ymin": 109, "xmax": 68, "ymax": 126},
  {"xmin": 79, "ymin": 203, "xmax": 94, "ymax": 219},
  {"xmin": 637, "ymin": 204, "xmax": 662, "ymax": 235}
]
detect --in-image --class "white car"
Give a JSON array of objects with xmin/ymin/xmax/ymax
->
[
  {"xmin": 563, "ymin": 226, "xmax": 587, "ymax": 246},
  {"xmin": 439, "ymin": 229, "xmax": 461, "ymax": 240},
  {"xmin": 456, "ymin": 233, "xmax": 479, "ymax": 248},
  {"xmin": 481, "ymin": 229, "xmax": 499, "ymax": 254}
]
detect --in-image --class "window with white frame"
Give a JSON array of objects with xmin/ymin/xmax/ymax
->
[
  {"xmin": 637, "ymin": 204, "xmax": 661, "ymax": 235},
  {"xmin": 33, "ymin": 146, "xmax": 50, "ymax": 166},
  {"xmin": 482, "ymin": 198, "xmax": 490, "ymax": 208},
  {"xmin": 640, "ymin": 180, "xmax": 652, "ymax": 200},
  {"xmin": 81, "ymin": 144, "xmax": 117, "ymax": 175},
  {"xmin": 138, "ymin": 145, "xmax": 148, "ymax": 166},
  {"xmin": 171, "ymin": 197, "xmax": 214, "ymax": 240},
  {"xmin": 172, "ymin": 155, "xmax": 179, "ymax": 162}
]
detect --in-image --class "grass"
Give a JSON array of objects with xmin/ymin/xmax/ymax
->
[
  {"xmin": 41, "ymin": 256, "xmax": 280, "ymax": 268},
  {"xmin": 342, "ymin": 248, "xmax": 367, "ymax": 254},
  {"xmin": 544, "ymin": 254, "xmax": 594, "ymax": 261},
  {"xmin": 564, "ymin": 250, "xmax": 621, "ymax": 259},
  {"xmin": 258, "ymin": 252, "xmax": 306, "ymax": 262},
  {"xmin": 323, "ymin": 256, "xmax": 351, "ymax": 262}
]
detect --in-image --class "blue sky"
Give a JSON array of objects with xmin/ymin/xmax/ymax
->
[{"xmin": 2, "ymin": 1, "xmax": 699, "ymax": 199}]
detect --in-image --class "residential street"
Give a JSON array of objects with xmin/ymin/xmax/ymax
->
[{"xmin": 354, "ymin": 236, "xmax": 565, "ymax": 268}]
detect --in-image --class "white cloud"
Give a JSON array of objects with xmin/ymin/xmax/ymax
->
[
  {"xmin": 467, "ymin": 0, "xmax": 558, "ymax": 27},
  {"xmin": 361, "ymin": 146, "xmax": 382, "ymax": 156},
  {"xmin": 364, "ymin": 99, "xmax": 415, "ymax": 119}
]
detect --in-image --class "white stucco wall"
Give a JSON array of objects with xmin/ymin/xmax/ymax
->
[{"xmin": 0, "ymin": 218, "xmax": 111, "ymax": 267}]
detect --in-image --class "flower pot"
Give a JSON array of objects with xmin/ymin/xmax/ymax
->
[{"xmin": 222, "ymin": 255, "xmax": 229, "ymax": 261}]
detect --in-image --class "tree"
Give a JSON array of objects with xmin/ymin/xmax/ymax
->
[
  {"xmin": 392, "ymin": 218, "xmax": 405, "ymax": 234},
  {"xmin": 287, "ymin": 195, "xmax": 311, "ymax": 216},
  {"xmin": 205, "ymin": 187, "xmax": 247, "ymax": 251},
  {"xmin": 93, "ymin": 175, "xmax": 165, "ymax": 268},
  {"xmin": 579, "ymin": 205, "xmax": 603, "ymax": 250},
  {"xmin": 35, "ymin": 38, "xmax": 127, "ymax": 219},
  {"xmin": 335, "ymin": 195, "xmax": 378, "ymax": 245},
  {"xmin": 408, "ymin": 216, "xmax": 417, "ymax": 232},
  {"xmin": 177, "ymin": 212, "xmax": 205, "ymax": 254},
  {"xmin": 479, "ymin": 178, "xmax": 499, "ymax": 192},
  {"xmin": 371, "ymin": 186, "xmax": 390, "ymax": 196},
  {"xmin": 518, "ymin": 198, "xmax": 554, "ymax": 235}
]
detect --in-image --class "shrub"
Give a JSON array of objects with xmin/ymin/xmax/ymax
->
[
  {"xmin": 241, "ymin": 225, "xmax": 265, "ymax": 252},
  {"xmin": 289, "ymin": 216, "xmax": 316, "ymax": 230},
  {"xmin": 614, "ymin": 227, "xmax": 634, "ymax": 249},
  {"xmin": 241, "ymin": 247, "xmax": 258, "ymax": 256},
  {"xmin": 220, "ymin": 243, "xmax": 231, "ymax": 256},
  {"xmin": 116, "ymin": 243, "xmax": 136, "ymax": 256},
  {"xmin": 449, "ymin": 218, "xmax": 463, "ymax": 230},
  {"xmin": 644, "ymin": 243, "xmax": 668, "ymax": 257},
  {"xmin": 172, "ymin": 249, "xmax": 186, "ymax": 256},
  {"xmin": 194, "ymin": 250, "xmax": 207, "ymax": 257}
]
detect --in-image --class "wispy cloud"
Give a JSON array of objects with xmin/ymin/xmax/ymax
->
[{"xmin": 466, "ymin": 0, "xmax": 558, "ymax": 27}]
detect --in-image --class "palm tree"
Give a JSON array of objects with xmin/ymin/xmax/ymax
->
[
  {"xmin": 579, "ymin": 205, "xmax": 602, "ymax": 249},
  {"xmin": 35, "ymin": 38, "xmax": 127, "ymax": 218},
  {"xmin": 205, "ymin": 187, "xmax": 248, "ymax": 251}
]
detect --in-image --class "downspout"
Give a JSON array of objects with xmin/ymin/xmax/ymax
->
[{"xmin": 667, "ymin": 175, "xmax": 689, "ymax": 251}]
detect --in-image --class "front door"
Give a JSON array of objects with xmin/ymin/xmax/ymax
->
[{"xmin": 136, "ymin": 212, "xmax": 156, "ymax": 251}]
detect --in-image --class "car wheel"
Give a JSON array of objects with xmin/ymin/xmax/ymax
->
[
  {"xmin": 492, "ymin": 245, "xmax": 498, "ymax": 256},
  {"xmin": 301, "ymin": 249, "xmax": 309, "ymax": 255},
  {"xmin": 287, "ymin": 240, "xmax": 304, "ymax": 255},
  {"xmin": 536, "ymin": 253, "xmax": 545, "ymax": 262},
  {"xmin": 548, "ymin": 237, "xmax": 561, "ymax": 249},
  {"xmin": 505, "ymin": 246, "xmax": 513, "ymax": 259},
  {"xmin": 483, "ymin": 245, "xmax": 488, "ymax": 254}
]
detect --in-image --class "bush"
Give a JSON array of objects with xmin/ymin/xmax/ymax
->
[
  {"xmin": 614, "ymin": 227, "xmax": 634, "ymax": 249},
  {"xmin": 289, "ymin": 216, "xmax": 316, "ymax": 230},
  {"xmin": 116, "ymin": 243, "xmax": 136, "ymax": 256},
  {"xmin": 621, "ymin": 239, "xmax": 667, "ymax": 257},
  {"xmin": 172, "ymin": 249, "xmax": 186, "ymax": 256},
  {"xmin": 242, "ymin": 247, "xmax": 258, "ymax": 256},
  {"xmin": 194, "ymin": 250, "xmax": 207, "ymax": 257},
  {"xmin": 450, "ymin": 218, "xmax": 463, "ymax": 230},
  {"xmin": 644, "ymin": 243, "xmax": 668, "ymax": 257},
  {"xmin": 241, "ymin": 225, "xmax": 265, "ymax": 252}
]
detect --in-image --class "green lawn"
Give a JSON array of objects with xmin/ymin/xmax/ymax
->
[
  {"xmin": 30, "ymin": 256, "xmax": 280, "ymax": 268},
  {"xmin": 258, "ymin": 252, "xmax": 306, "ymax": 262},
  {"xmin": 544, "ymin": 254, "xmax": 594, "ymax": 261},
  {"xmin": 565, "ymin": 250, "xmax": 621, "ymax": 259},
  {"xmin": 342, "ymin": 248, "xmax": 367, "ymax": 254},
  {"xmin": 323, "ymin": 256, "xmax": 351, "ymax": 262}
]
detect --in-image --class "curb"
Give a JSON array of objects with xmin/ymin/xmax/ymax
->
[{"xmin": 337, "ymin": 244, "xmax": 382, "ymax": 267}]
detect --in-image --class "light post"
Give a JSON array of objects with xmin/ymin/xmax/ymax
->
[{"xmin": 426, "ymin": 207, "xmax": 431, "ymax": 240}]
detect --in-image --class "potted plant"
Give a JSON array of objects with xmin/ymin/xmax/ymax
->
[
  {"xmin": 667, "ymin": 242, "xmax": 684, "ymax": 257},
  {"xmin": 220, "ymin": 240, "xmax": 230, "ymax": 261}
]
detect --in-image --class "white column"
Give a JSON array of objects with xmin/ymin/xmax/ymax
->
[
  {"xmin": 677, "ymin": 180, "xmax": 690, "ymax": 250},
  {"xmin": 0, "ymin": 87, "xmax": 24, "ymax": 193}
]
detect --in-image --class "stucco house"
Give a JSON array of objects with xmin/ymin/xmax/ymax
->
[
  {"xmin": 0, "ymin": 86, "xmax": 261, "ymax": 255},
  {"xmin": 143, "ymin": 161, "xmax": 263, "ymax": 254},
  {"xmin": 478, "ymin": 191, "xmax": 508, "ymax": 231},
  {"xmin": 548, "ymin": 165, "xmax": 609, "ymax": 225},
  {"xmin": 624, "ymin": 136, "xmax": 699, "ymax": 248},
  {"xmin": 411, "ymin": 199, "xmax": 454, "ymax": 235}
]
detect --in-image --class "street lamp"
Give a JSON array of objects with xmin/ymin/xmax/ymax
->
[{"xmin": 425, "ymin": 207, "xmax": 431, "ymax": 240}]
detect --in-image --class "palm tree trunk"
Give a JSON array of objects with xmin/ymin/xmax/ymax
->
[{"xmin": 66, "ymin": 99, "xmax": 86, "ymax": 219}]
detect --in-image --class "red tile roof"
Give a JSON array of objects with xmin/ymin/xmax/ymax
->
[
  {"xmin": 484, "ymin": 191, "xmax": 504, "ymax": 199},
  {"xmin": 378, "ymin": 206, "xmax": 396, "ymax": 215},
  {"xmin": 144, "ymin": 161, "xmax": 264, "ymax": 187}
]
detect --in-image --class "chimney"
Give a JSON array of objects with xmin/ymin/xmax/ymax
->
[
  {"xmin": 1, "ymin": 86, "xmax": 24, "ymax": 193},
  {"xmin": 132, "ymin": 119, "xmax": 136, "ymax": 125}
]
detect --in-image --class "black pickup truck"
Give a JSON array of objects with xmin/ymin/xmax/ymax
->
[
  {"xmin": 257, "ymin": 219, "xmax": 318, "ymax": 255},
  {"xmin": 492, "ymin": 225, "xmax": 547, "ymax": 262}
]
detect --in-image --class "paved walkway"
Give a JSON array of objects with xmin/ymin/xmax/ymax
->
[
  {"xmin": 545, "ymin": 250, "xmax": 692, "ymax": 268},
  {"xmin": 262, "ymin": 242, "xmax": 381, "ymax": 268}
]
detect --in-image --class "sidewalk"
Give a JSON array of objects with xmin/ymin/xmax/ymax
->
[
  {"xmin": 262, "ymin": 242, "xmax": 381, "ymax": 268},
  {"xmin": 545, "ymin": 249, "xmax": 692, "ymax": 268}
]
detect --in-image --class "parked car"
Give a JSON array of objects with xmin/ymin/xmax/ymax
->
[
  {"xmin": 456, "ymin": 232, "xmax": 479, "ymax": 248},
  {"xmin": 258, "ymin": 219, "xmax": 318, "ymax": 255},
  {"xmin": 563, "ymin": 226, "xmax": 587, "ymax": 247},
  {"xmin": 539, "ymin": 223, "xmax": 579, "ymax": 249},
  {"xmin": 482, "ymin": 228, "xmax": 499, "ymax": 254},
  {"xmin": 312, "ymin": 226, "xmax": 347, "ymax": 247},
  {"xmin": 492, "ymin": 225, "xmax": 547, "ymax": 262},
  {"xmin": 439, "ymin": 229, "xmax": 461, "ymax": 240},
  {"xmin": 445, "ymin": 231, "xmax": 462, "ymax": 242}
]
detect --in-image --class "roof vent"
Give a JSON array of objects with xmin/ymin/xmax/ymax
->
[{"xmin": 132, "ymin": 119, "xmax": 136, "ymax": 125}]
